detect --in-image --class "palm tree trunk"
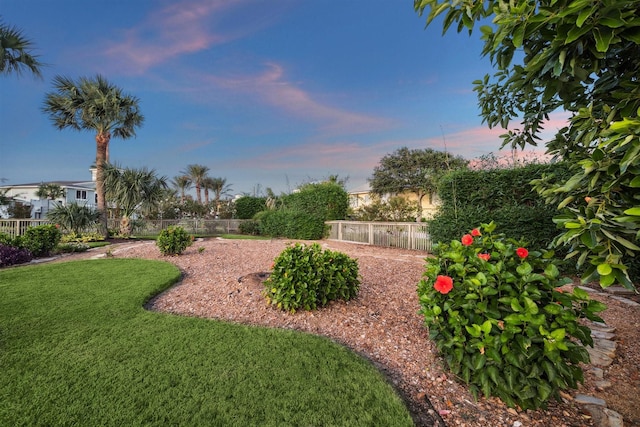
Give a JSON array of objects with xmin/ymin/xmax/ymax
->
[{"xmin": 96, "ymin": 131, "xmax": 110, "ymax": 238}]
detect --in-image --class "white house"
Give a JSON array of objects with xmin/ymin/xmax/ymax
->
[
  {"xmin": 0, "ymin": 169, "xmax": 97, "ymax": 219},
  {"xmin": 348, "ymin": 184, "xmax": 441, "ymax": 220}
]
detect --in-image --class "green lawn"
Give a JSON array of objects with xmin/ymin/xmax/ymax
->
[{"xmin": 0, "ymin": 259, "xmax": 414, "ymax": 426}]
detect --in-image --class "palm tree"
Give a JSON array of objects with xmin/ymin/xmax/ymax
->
[
  {"xmin": 171, "ymin": 175, "xmax": 192, "ymax": 204},
  {"xmin": 103, "ymin": 163, "xmax": 168, "ymax": 237},
  {"xmin": 35, "ymin": 182, "xmax": 65, "ymax": 200},
  {"xmin": 209, "ymin": 177, "xmax": 232, "ymax": 218},
  {"xmin": 42, "ymin": 75, "xmax": 144, "ymax": 237},
  {"xmin": 182, "ymin": 164, "xmax": 209, "ymax": 205},
  {"xmin": 47, "ymin": 202, "xmax": 100, "ymax": 235},
  {"xmin": 0, "ymin": 19, "xmax": 43, "ymax": 78},
  {"xmin": 202, "ymin": 176, "xmax": 215, "ymax": 205}
]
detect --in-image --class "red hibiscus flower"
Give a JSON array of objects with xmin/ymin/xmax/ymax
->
[
  {"xmin": 461, "ymin": 234, "xmax": 473, "ymax": 246},
  {"xmin": 471, "ymin": 228, "xmax": 481, "ymax": 237},
  {"xmin": 516, "ymin": 247, "xmax": 529, "ymax": 258},
  {"xmin": 434, "ymin": 275, "xmax": 454, "ymax": 294},
  {"xmin": 477, "ymin": 253, "xmax": 490, "ymax": 261}
]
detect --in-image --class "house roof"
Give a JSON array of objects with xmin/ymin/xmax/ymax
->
[{"xmin": 0, "ymin": 180, "xmax": 95, "ymax": 190}]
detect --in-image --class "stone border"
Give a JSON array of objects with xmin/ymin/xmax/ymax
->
[{"xmin": 573, "ymin": 286, "xmax": 638, "ymax": 427}]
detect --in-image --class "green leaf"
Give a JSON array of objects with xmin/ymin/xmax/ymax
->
[
  {"xmin": 593, "ymin": 27, "xmax": 614, "ymax": 52},
  {"xmin": 623, "ymin": 207, "xmax": 640, "ymax": 216},
  {"xmin": 597, "ymin": 263, "xmax": 612, "ymax": 276},
  {"xmin": 576, "ymin": 7, "xmax": 593, "ymax": 27},
  {"xmin": 550, "ymin": 328, "xmax": 566, "ymax": 341},
  {"xmin": 564, "ymin": 222, "xmax": 583, "ymax": 229},
  {"xmin": 516, "ymin": 262, "xmax": 533, "ymax": 276},
  {"xmin": 512, "ymin": 23, "xmax": 525, "ymax": 48},
  {"xmin": 523, "ymin": 296, "xmax": 539, "ymax": 315},
  {"xmin": 544, "ymin": 303, "xmax": 562, "ymax": 315},
  {"xmin": 572, "ymin": 287, "xmax": 589, "ymax": 300},
  {"xmin": 466, "ymin": 324, "xmax": 483, "ymax": 337},
  {"xmin": 480, "ymin": 320, "xmax": 492, "ymax": 334}
]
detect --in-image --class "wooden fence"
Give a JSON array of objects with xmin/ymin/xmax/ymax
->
[
  {"xmin": 1, "ymin": 218, "xmax": 432, "ymax": 252},
  {"xmin": 326, "ymin": 221, "xmax": 432, "ymax": 252},
  {"xmin": 0, "ymin": 219, "xmax": 52, "ymax": 238}
]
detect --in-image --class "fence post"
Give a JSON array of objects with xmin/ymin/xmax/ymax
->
[{"xmin": 409, "ymin": 224, "xmax": 415, "ymax": 250}]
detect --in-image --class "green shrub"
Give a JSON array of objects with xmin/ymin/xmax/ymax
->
[
  {"xmin": 22, "ymin": 224, "xmax": 62, "ymax": 257},
  {"xmin": 259, "ymin": 209, "xmax": 327, "ymax": 240},
  {"xmin": 282, "ymin": 182, "xmax": 348, "ymax": 221},
  {"xmin": 156, "ymin": 226, "xmax": 194, "ymax": 256},
  {"xmin": 417, "ymin": 222, "xmax": 606, "ymax": 410},
  {"xmin": 0, "ymin": 232, "xmax": 22, "ymax": 248},
  {"xmin": 238, "ymin": 219, "xmax": 261, "ymax": 235},
  {"xmin": 56, "ymin": 242, "xmax": 90, "ymax": 253},
  {"xmin": 431, "ymin": 163, "xmax": 573, "ymax": 250},
  {"xmin": 264, "ymin": 243, "xmax": 360, "ymax": 312},
  {"xmin": 235, "ymin": 196, "xmax": 267, "ymax": 219},
  {"xmin": 60, "ymin": 232, "xmax": 105, "ymax": 243}
]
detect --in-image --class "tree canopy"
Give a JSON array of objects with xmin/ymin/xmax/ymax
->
[
  {"xmin": 0, "ymin": 18, "xmax": 43, "ymax": 78},
  {"xmin": 369, "ymin": 147, "xmax": 468, "ymax": 221},
  {"xmin": 415, "ymin": 0, "xmax": 640, "ymax": 287}
]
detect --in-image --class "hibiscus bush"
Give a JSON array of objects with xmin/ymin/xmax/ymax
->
[{"xmin": 417, "ymin": 222, "xmax": 606, "ymax": 410}]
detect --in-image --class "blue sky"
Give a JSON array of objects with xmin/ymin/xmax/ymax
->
[{"xmin": 0, "ymin": 0, "xmax": 565, "ymax": 196}]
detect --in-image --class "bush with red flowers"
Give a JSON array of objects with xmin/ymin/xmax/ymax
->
[{"xmin": 417, "ymin": 221, "xmax": 607, "ymax": 410}]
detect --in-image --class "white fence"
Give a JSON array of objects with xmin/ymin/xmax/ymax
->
[
  {"xmin": 0, "ymin": 219, "xmax": 51, "ymax": 238},
  {"xmin": 0, "ymin": 218, "xmax": 246, "ymax": 239},
  {"xmin": 326, "ymin": 221, "xmax": 431, "ymax": 252},
  {"xmin": 1, "ymin": 218, "xmax": 432, "ymax": 252}
]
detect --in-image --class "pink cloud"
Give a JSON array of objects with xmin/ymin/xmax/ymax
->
[
  {"xmin": 102, "ymin": 0, "xmax": 246, "ymax": 74},
  {"xmin": 207, "ymin": 63, "xmax": 393, "ymax": 134}
]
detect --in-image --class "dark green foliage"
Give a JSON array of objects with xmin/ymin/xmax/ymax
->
[
  {"xmin": 238, "ymin": 219, "xmax": 261, "ymax": 235},
  {"xmin": 418, "ymin": 223, "xmax": 606, "ymax": 410},
  {"xmin": 235, "ymin": 196, "xmax": 267, "ymax": 219},
  {"xmin": 0, "ymin": 244, "xmax": 33, "ymax": 267},
  {"xmin": 255, "ymin": 182, "xmax": 347, "ymax": 239},
  {"xmin": 431, "ymin": 163, "xmax": 572, "ymax": 251},
  {"xmin": 46, "ymin": 202, "xmax": 101, "ymax": 234},
  {"xmin": 283, "ymin": 182, "xmax": 349, "ymax": 221},
  {"xmin": 22, "ymin": 224, "xmax": 62, "ymax": 257},
  {"xmin": 56, "ymin": 242, "xmax": 90, "ymax": 253},
  {"xmin": 156, "ymin": 226, "xmax": 193, "ymax": 255},
  {"xmin": 264, "ymin": 243, "xmax": 360, "ymax": 312},
  {"xmin": 259, "ymin": 209, "xmax": 327, "ymax": 240},
  {"xmin": 0, "ymin": 232, "xmax": 22, "ymax": 248}
]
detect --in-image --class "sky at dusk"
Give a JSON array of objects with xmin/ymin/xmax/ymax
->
[{"xmin": 0, "ymin": 0, "xmax": 567, "ymax": 196}]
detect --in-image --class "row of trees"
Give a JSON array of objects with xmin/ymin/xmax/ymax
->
[{"xmin": 172, "ymin": 164, "xmax": 232, "ymax": 215}]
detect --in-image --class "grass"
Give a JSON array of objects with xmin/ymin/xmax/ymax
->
[{"xmin": 0, "ymin": 259, "xmax": 414, "ymax": 426}]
